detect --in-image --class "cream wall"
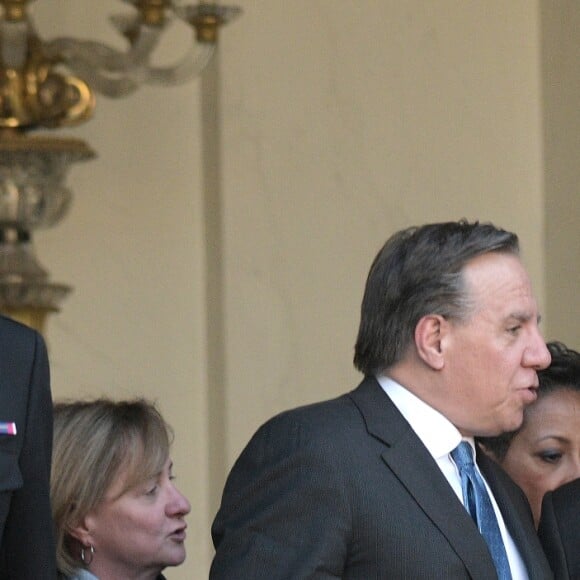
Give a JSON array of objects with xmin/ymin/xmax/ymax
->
[
  {"xmin": 218, "ymin": 0, "xmax": 545, "ymax": 452},
  {"xmin": 541, "ymin": 0, "xmax": 580, "ymax": 346},
  {"xmin": 27, "ymin": 1, "xmax": 577, "ymax": 578}
]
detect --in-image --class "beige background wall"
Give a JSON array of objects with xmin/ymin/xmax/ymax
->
[
  {"xmin": 541, "ymin": 1, "xmax": 580, "ymax": 346},
  {"xmin": 27, "ymin": 1, "xmax": 578, "ymax": 578}
]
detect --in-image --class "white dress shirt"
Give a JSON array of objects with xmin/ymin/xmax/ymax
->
[{"xmin": 377, "ymin": 375, "xmax": 529, "ymax": 580}]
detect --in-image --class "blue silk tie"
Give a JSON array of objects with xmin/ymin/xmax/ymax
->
[{"xmin": 451, "ymin": 441, "xmax": 512, "ymax": 580}]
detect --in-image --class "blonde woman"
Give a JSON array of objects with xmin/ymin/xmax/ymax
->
[{"xmin": 51, "ymin": 398, "xmax": 190, "ymax": 580}]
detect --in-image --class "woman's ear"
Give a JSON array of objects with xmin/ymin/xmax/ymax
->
[
  {"xmin": 67, "ymin": 513, "xmax": 95, "ymax": 546},
  {"xmin": 414, "ymin": 314, "xmax": 447, "ymax": 370}
]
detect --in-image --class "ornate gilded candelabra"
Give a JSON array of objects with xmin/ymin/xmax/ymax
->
[{"xmin": 0, "ymin": 0, "xmax": 240, "ymax": 332}]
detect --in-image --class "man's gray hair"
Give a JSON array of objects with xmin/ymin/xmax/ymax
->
[{"xmin": 353, "ymin": 220, "xmax": 519, "ymax": 375}]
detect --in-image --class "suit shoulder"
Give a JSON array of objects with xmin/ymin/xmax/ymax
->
[
  {"xmin": 0, "ymin": 314, "xmax": 35, "ymax": 333},
  {"xmin": 266, "ymin": 390, "xmax": 359, "ymax": 431},
  {"xmin": 239, "ymin": 390, "xmax": 365, "ymax": 464},
  {"xmin": 0, "ymin": 316, "xmax": 47, "ymax": 385},
  {"xmin": 0, "ymin": 315, "xmax": 41, "ymax": 345}
]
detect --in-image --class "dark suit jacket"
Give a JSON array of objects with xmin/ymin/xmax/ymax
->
[
  {"xmin": 538, "ymin": 478, "xmax": 580, "ymax": 580},
  {"xmin": 0, "ymin": 316, "xmax": 56, "ymax": 578},
  {"xmin": 211, "ymin": 376, "xmax": 552, "ymax": 579}
]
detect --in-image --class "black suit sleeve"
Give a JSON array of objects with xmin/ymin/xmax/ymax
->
[
  {"xmin": 0, "ymin": 327, "xmax": 56, "ymax": 579},
  {"xmin": 538, "ymin": 478, "xmax": 580, "ymax": 580}
]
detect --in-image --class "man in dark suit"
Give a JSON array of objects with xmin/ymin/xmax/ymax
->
[
  {"xmin": 538, "ymin": 478, "xmax": 580, "ymax": 580},
  {"xmin": 0, "ymin": 315, "xmax": 56, "ymax": 578},
  {"xmin": 211, "ymin": 220, "xmax": 554, "ymax": 579}
]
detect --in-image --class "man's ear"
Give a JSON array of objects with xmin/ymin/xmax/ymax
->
[{"xmin": 414, "ymin": 314, "xmax": 447, "ymax": 370}]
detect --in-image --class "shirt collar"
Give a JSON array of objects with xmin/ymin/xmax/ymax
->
[
  {"xmin": 70, "ymin": 570, "xmax": 99, "ymax": 580},
  {"xmin": 376, "ymin": 374, "xmax": 469, "ymax": 459}
]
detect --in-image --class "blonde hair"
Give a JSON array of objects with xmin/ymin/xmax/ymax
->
[{"xmin": 51, "ymin": 398, "xmax": 172, "ymax": 576}]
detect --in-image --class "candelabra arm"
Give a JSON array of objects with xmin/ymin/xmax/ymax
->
[
  {"xmin": 141, "ymin": 37, "xmax": 215, "ymax": 86},
  {"xmin": 45, "ymin": 21, "xmax": 217, "ymax": 96}
]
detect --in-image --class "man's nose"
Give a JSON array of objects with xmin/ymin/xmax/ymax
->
[{"xmin": 524, "ymin": 333, "xmax": 551, "ymax": 370}]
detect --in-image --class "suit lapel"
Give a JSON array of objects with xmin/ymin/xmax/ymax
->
[{"xmin": 349, "ymin": 377, "xmax": 498, "ymax": 580}]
